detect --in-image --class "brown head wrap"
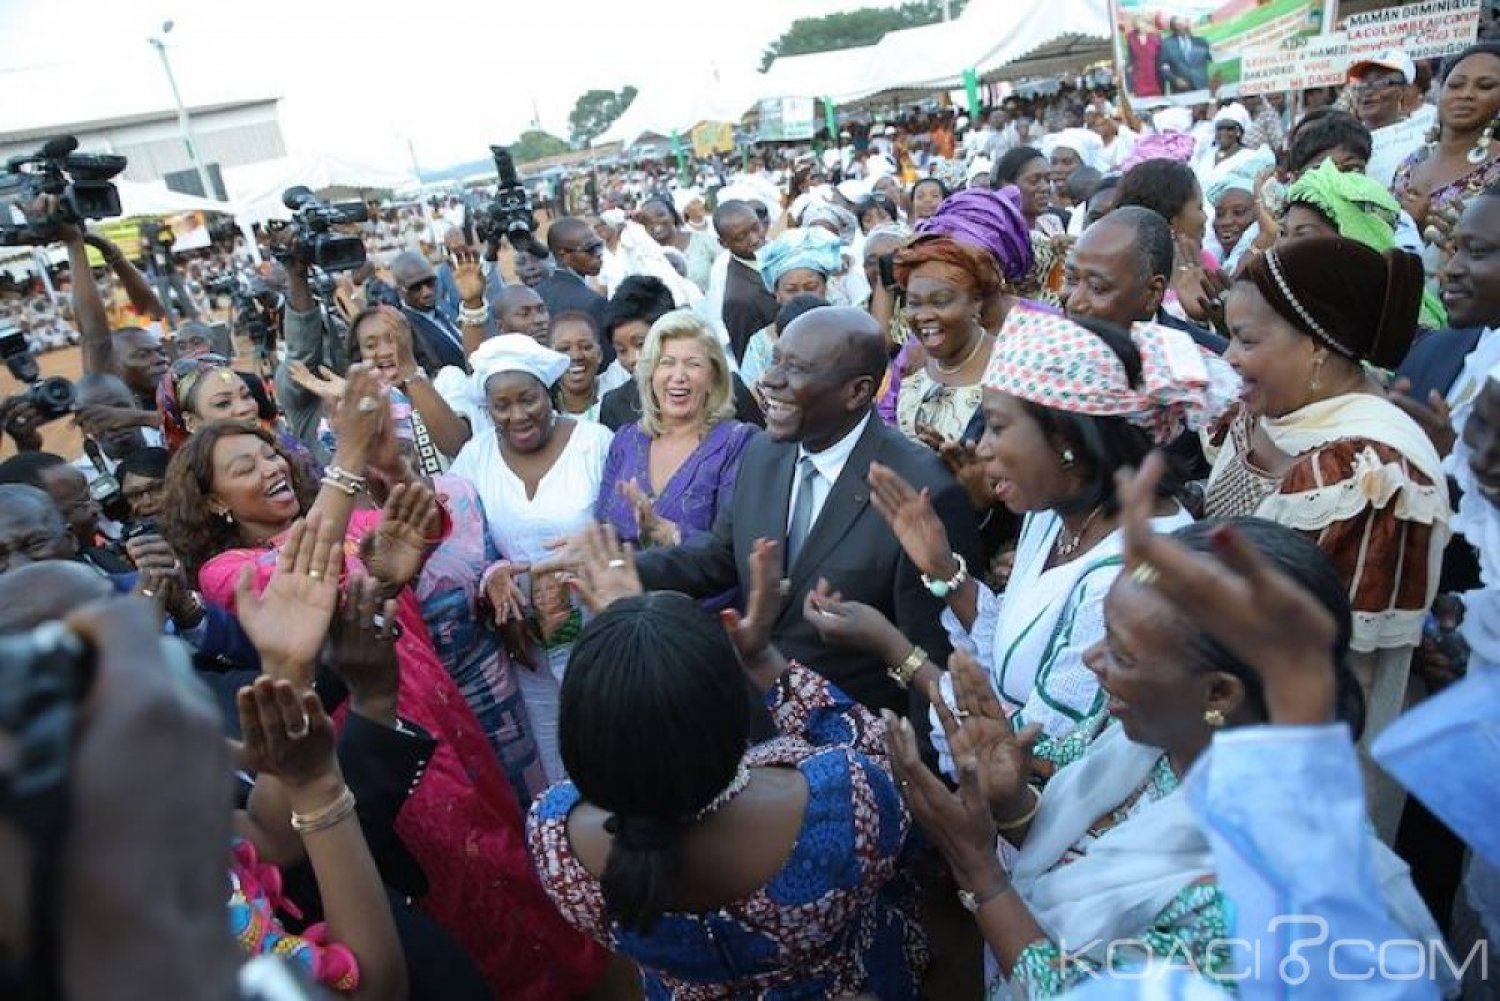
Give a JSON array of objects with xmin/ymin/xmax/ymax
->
[
  {"xmin": 1239, "ymin": 237, "xmax": 1421, "ymax": 371},
  {"xmin": 891, "ymin": 234, "xmax": 1004, "ymax": 302}
]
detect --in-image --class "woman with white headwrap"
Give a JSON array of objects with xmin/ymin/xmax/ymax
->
[
  {"xmin": 1194, "ymin": 103, "xmax": 1273, "ymax": 196},
  {"xmin": 1203, "ymin": 166, "xmax": 1277, "ymax": 275},
  {"xmin": 740, "ymin": 228, "xmax": 847, "ymax": 391},
  {"xmin": 801, "ymin": 199, "xmax": 874, "ymax": 309},
  {"xmin": 449, "ymin": 334, "xmax": 614, "ymax": 783}
]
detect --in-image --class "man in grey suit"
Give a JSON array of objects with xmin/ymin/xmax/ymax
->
[
  {"xmin": 633, "ymin": 307, "xmax": 983, "ymax": 719},
  {"xmin": 1160, "ymin": 17, "xmax": 1212, "ymax": 93}
]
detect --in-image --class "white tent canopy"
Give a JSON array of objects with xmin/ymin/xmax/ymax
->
[
  {"xmin": 594, "ymin": 68, "xmax": 762, "ymax": 148},
  {"xmin": 115, "ymin": 179, "xmax": 241, "ymax": 218},
  {"xmin": 224, "ymin": 153, "xmax": 419, "ymax": 223}
]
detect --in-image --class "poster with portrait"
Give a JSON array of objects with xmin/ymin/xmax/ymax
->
[{"xmin": 1113, "ymin": 0, "xmax": 1325, "ymax": 105}]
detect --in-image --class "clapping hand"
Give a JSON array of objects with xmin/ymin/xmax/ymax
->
[
  {"xmin": 329, "ymin": 363, "xmax": 389, "ymax": 469},
  {"xmin": 287, "ymin": 360, "xmax": 346, "ymax": 407},
  {"xmin": 236, "ymin": 676, "xmax": 339, "ymax": 791},
  {"xmin": 234, "ymin": 512, "xmax": 345, "ymax": 685},
  {"xmin": 1116, "ymin": 452, "xmax": 1337, "ymax": 725},
  {"xmin": 868, "ymin": 462, "xmax": 956, "ymax": 580},
  {"xmin": 1387, "ymin": 377, "xmax": 1457, "ymax": 457},
  {"xmin": 932, "ymin": 652, "xmax": 1041, "ymax": 825},
  {"xmin": 804, "ymin": 578, "xmax": 910, "ymax": 663},
  {"xmin": 720, "ymin": 538, "xmax": 784, "ymax": 687},
  {"xmin": 327, "ymin": 573, "xmax": 401, "ymax": 725},
  {"xmin": 565, "ymin": 521, "xmax": 643, "ymax": 614},
  {"xmin": 619, "ymin": 478, "xmax": 682, "ymax": 547},
  {"xmin": 361, "ymin": 481, "xmax": 440, "ymax": 594},
  {"xmin": 915, "ymin": 428, "xmax": 994, "ymax": 513},
  {"xmin": 123, "ymin": 533, "xmax": 195, "ymax": 625}
]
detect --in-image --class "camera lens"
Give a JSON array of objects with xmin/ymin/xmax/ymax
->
[{"xmin": 36, "ymin": 377, "xmax": 76, "ymax": 413}]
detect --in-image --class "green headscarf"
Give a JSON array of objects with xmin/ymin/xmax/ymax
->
[{"xmin": 1286, "ymin": 160, "xmax": 1447, "ymax": 329}]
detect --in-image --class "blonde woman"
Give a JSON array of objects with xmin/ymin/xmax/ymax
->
[{"xmin": 595, "ymin": 310, "xmax": 757, "ymax": 583}]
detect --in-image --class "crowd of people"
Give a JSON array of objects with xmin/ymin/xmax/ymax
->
[{"xmin": 3, "ymin": 32, "xmax": 1500, "ymax": 1001}]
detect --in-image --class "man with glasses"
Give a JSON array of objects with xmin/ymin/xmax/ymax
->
[
  {"xmin": 536, "ymin": 217, "xmax": 609, "ymax": 335},
  {"xmin": 392, "ymin": 250, "xmax": 468, "ymax": 373},
  {"xmin": 1348, "ymin": 49, "xmax": 1427, "ymax": 186}
]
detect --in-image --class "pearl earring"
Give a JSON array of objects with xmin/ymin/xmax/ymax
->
[
  {"xmin": 1059, "ymin": 448, "xmax": 1076, "ymax": 469},
  {"xmin": 1203, "ymin": 708, "xmax": 1225, "ymax": 728}
]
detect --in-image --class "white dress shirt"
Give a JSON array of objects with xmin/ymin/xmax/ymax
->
[{"xmin": 787, "ymin": 412, "xmax": 872, "ymax": 533}]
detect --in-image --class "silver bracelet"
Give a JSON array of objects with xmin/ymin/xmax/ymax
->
[{"xmin": 457, "ymin": 303, "xmax": 490, "ymax": 326}]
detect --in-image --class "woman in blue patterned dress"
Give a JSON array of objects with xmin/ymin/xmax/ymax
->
[{"xmin": 527, "ymin": 530, "xmax": 928, "ymax": 999}]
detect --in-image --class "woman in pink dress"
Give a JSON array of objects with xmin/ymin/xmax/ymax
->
[{"xmin": 1126, "ymin": 16, "xmax": 1164, "ymax": 98}]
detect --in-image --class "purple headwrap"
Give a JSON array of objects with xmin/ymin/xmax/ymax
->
[
  {"xmin": 916, "ymin": 188, "xmax": 1035, "ymax": 286},
  {"xmin": 1120, "ymin": 133, "xmax": 1198, "ymax": 172}
]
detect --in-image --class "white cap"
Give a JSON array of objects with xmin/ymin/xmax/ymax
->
[
  {"xmin": 1348, "ymin": 47, "xmax": 1416, "ymax": 85},
  {"xmin": 883, "ymin": 125, "xmax": 897, "ymax": 136}
]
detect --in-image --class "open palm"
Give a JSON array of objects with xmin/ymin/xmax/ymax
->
[{"xmin": 235, "ymin": 513, "xmax": 345, "ymax": 685}]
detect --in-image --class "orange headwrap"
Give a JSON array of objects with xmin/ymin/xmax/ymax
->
[{"xmin": 891, "ymin": 234, "xmax": 1004, "ymax": 301}]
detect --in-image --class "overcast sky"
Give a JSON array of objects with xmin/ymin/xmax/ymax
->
[{"xmin": 0, "ymin": 0, "xmax": 902, "ymax": 170}]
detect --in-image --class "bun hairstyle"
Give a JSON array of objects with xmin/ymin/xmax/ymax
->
[
  {"xmin": 1170, "ymin": 518, "xmax": 1365, "ymax": 737},
  {"xmin": 1237, "ymin": 237, "xmax": 1421, "ymax": 371},
  {"xmin": 559, "ymin": 593, "xmax": 751, "ymax": 932}
]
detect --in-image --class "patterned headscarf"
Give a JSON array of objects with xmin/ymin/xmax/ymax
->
[
  {"xmin": 1286, "ymin": 160, "xmax": 1447, "ymax": 329},
  {"xmin": 157, "ymin": 353, "xmax": 240, "ymax": 451},
  {"xmin": 800, "ymin": 200, "xmax": 860, "ymax": 242},
  {"xmin": 1120, "ymin": 132, "xmax": 1198, "ymax": 172},
  {"xmin": 916, "ymin": 188, "xmax": 1035, "ymax": 286},
  {"xmin": 982, "ymin": 306, "xmax": 1237, "ymax": 445},
  {"xmin": 756, "ymin": 227, "xmax": 846, "ymax": 293}
]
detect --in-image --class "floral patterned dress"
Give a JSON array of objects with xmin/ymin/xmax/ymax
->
[{"xmin": 527, "ymin": 665, "xmax": 929, "ymax": 1000}]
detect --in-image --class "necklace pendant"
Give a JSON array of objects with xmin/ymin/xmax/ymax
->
[{"xmin": 1468, "ymin": 143, "xmax": 1489, "ymax": 165}]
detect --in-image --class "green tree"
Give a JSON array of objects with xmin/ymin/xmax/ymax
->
[
  {"xmin": 760, "ymin": 0, "xmax": 969, "ymax": 71},
  {"xmin": 568, "ymin": 86, "xmax": 640, "ymax": 147},
  {"xmin": 511, "ymin": 129, "xmax": 570, "ymax": 164}
]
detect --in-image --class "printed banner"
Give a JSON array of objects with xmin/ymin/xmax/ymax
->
[
  {"xmin": 1238, "ymin": 0, "xmax": 1480, "ymax": 95},
  {"xmin": 690, "ymin": 121, "xmax": 736, "ymax": 158},
  {"xmin": 757, "ymin": 97, "xmax": 816, "ymax": 143},
  {"xmin": 1114, "ymin": 0, "xmax": 1324, "ymax": 102}
]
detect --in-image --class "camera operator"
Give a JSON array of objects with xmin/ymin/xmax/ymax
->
[
  {"xmin": 271, "ymin": 229, "xmax": 350, "ymax": 463},
  {"xmin": 139, "ymin": 220, "xmax": 199, "ymax": 326}
]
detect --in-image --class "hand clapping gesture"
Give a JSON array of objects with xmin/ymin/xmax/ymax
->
[
  {"xmin": 932, "ymin": 652, "xmax": 1042, "ymax": 827},
  {"xmin": 914, "ymin": 428, "xmax": 995, "ymax": 513},
  {"xmin": 361, "ymin": 481, "xmax": 441, "ymax": 594},
  {"xmin": 565, "ymin": 521, "xmax": 644, "ymax": 614},
  {"xmin": 234, "ymin": 512, "xmax": 345, "ymax": 686},
  {"xmin": 720, "ymin": 538, "xmax": 785, "ymax": 688},
  {"xmin": 868, "ymin": 461, "xmax": 957, "ymax": 580},
  {"xmin": 236, "ymin": 676, "xmax": 339, "ymax": 790},
  {"xmin": 451, "ymin": 248, "xmax": 487, "ymax": 308},
  {"xmin": 618, "ymin": 478, "xmax": 682, "ymax": 548},
  {"xmin": 327, "ymin": 573, "xmax": 401, "ymax": 725},
  {"xmin": 287, "ymin": 359, "xmax": 347, "ymax": 407}
]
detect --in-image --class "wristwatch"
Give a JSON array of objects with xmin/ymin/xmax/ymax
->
[{"xmin": 920, "ymin": 553, "xmax": 968, "ymax": 598}]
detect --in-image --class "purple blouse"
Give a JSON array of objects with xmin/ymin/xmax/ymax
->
[{"xmin": 594, "ymin": 420, "xmax": 758, "ymax": 548}]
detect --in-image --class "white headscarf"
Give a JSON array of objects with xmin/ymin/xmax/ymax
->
[
  {"xmin": 468, "ymin": 333, "xmax": 568, "ymax": 405},
  {"xmin": 1213, "ymin": 102, "xmax": 1253, "ymax": 135},
  {"xmin": 1041, "ymin": 127, "xmax": 1104, "ymax": 170},
  {"xmin": 1446, "ymin": 362, "xmax": 1500, "ymax": 664}
]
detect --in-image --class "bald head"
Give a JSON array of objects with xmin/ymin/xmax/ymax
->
[
  {"xmin": 495, "ymin": 284, "xmax": 550, "ymax": 341},
  {"xmin": 0, "ymin": 484, "xmax": 75, "ymax": 574},
  {"xmin": 788, "ymin": 306, "xmax": 888, "ymax": 381},
  {"xmin": 0, "ymin": 561, "xmax": 113, "ymax": 632},
  {"xmin": 759, "ymin": 306, "xmax": 886, "ymax": 448},
  {"xmin": 391, "ymin": 251, "xmax": 437, "ymax": 311},
  {"xmin": 546, "ymin": 217, "xmax": 603, "ymax": 277}
]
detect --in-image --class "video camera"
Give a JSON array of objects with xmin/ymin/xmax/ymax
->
[
  {"xmin": 0, "ymin": 320, "xmax": 75, "ymax": 425},
  {"xmin": 474, "ymin": 146, "xmax": 548, "ymax": 258},
  {"xmin": 205, "ymin": 274, "xmax": 274, "ymax": 348},
  {"xmin": 0, "ymin": 136, "xmax": 126, "ymax": 246},
  {"xmin": 273, "ymin": 186, "xmax": 368, "ymax": 272},
  {"xmin": 139, "ymin": 219, "xmax": 177, "ymax": 273}
]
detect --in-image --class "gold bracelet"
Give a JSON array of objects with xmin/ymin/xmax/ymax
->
[
  {"xmin": 887, "ymin": 645, "xmax": 927, "ymax": 689},
  {"xmin": 319, "ymin": 475, "xmax": 359, "ymax": 497},
  {"xmin": 996, "ymin": 785, "xmax": 1041, "ymax": 831},
  {"xmin": 290, "ymin": 786, "xmax": 357, "ymax": 835},
  {"xmin": 323, "ymin": 464, "xmax": 368, "ymax": 493}
]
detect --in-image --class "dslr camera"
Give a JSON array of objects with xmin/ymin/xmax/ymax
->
[
  {"xmin": 0, "ymin": 320, "xmax": 74, "ymax": 425},
  {"xmin": 0, "ymin": 136, "xmax": 126, "ymax": 246},
  {"xmin": 274, "ymin": 186, "xmax": 368, "ymax": 272},
  {"xmin": 474, "ymin": 146, "xmax": 547, "ymax": 258}
]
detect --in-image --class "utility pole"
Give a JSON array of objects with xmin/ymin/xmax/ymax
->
[{"xmin": 148, "ymin": 21, "xmax": 218, "ymax": 200}]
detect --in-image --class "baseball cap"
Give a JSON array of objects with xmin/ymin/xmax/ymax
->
[{"xmin": 1348, "ymin": 47, "xmax": 1416, "ymax": 84}]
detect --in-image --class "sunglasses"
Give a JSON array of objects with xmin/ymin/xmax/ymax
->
[{"xmin": 564, "ymin": 242, "xmax": 605, "ymax": 256}]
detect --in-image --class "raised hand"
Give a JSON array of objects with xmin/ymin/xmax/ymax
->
[
  {"xmin": 287, "ymin": 359, "xmax": 346, "ymax": 406},
  {"xmin": 804, "ymin": 578, "xmax": 910, "ymax": 663},
  {"xmin": 934, "ymin": 652, "xmax": 1040, "ymax": 823},
  {"xmin": 360, "ymin": 481, "xmax": 439, "ymax": 594},
  {"xmin": 327, "ymin": 573, "xmax": 401, "ymax": 725},
  {"xmin": 1116, "ymin": 452, "xmax": 1338, "ymax": 725},
  {"xmin": 720, "ymin": 537, "xmax": 781, "ymax": 666},
  {"xmin": 234, "ymin": 512, "xmax": 345, "ymax": 685},
  {"xmin": 236, "ymin": 676, "xmax": 339, "ymax": 790},
  {"xmin": 451, "ymin": 248, "xmax": 487, "ymax": 307},
  {"xmin": 916, "ymin": 428, "xmax": 994, "ymax": 512},
  {"xmin": 565, "ymin": 521, "xmax": 643, "ymax": 614},
  {"xmin": 123, "ymin": 532, "xmax": 195, "ymax": 624},
  {"xmin": 868, "ymin": 461, "xmax": 956, "ymax": 579},
  {"xmin": 483, "ymin": 560, "xmax": 530, "ymax": 625},
  {"xmin": 329, "ymin": 362, "xmax": 389, "ymax": 470},
  {"xmin": 1387, "ymin": 376, "xmax": 1456, "ymax": 457},
  {"xmin": 619, "ymin": 478, "xmax": 681, "ymax": 547}
]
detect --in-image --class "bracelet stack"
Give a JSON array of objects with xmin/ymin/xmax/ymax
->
[
  {"xmin": 457, "ymin": 303, "xmax": 491, "ymax": 326},
  {"xmin": 290, "ymin": 786, "xmax": 357, "ymax": 835},
  {"xmin": 996, "ymin": 785, "xmax": 1042, "ymax": 831},
  {"xmin": 887, "ymin": 645, "xmax": 927, "ymax": 689},
  {"xmin": 320, "ymin": 465, "xmax": 368, "ymax": 497}
]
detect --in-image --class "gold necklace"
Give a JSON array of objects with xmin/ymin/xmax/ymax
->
[
  {"xmin": 1056, "ymin": 505, "xmax": 1105, "ymax": 559},
  {"xmin": 934, "ymin": 328, "xmax": 990, "ymax": 375}
]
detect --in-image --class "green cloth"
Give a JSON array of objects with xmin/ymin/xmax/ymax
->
[{"xmin": 1287, "ymin": 160, "xmax": 1447, "ymax": 330}]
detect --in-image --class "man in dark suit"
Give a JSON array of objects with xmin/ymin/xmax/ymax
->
[
  {"xmin": 1159, "ymin": 17, "xmax": 1212, "ymax": 93},
  {"xmin": 534, "ymin": 217, "xmax": 609, "ymax": 331},
  {"xmin": 633, "ymin": 306, "xmax": 982, "ymax": 718},
  {"xmin": 392, "ymin": 251, "xmax": 468, "ymax": 374},
  {"xmin": 1065, "ymin": 207, "xmax": 1225, "ymax": 353}
]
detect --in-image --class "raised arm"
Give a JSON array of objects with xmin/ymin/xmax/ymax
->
[{"xmin": 85, "ymin": 232, "xmax": 165, "ymax": 320}]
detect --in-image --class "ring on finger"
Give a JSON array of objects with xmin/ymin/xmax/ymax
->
[
  {"xmin": 140, "ymin": 588, "xmax": 156, "ymax": 599},
  {"xmin": 286, "ymin": 714, "xmax": 311, "ymax": 740},
  {"xmin": 607, "ymin": 559, "xmax": 626, "ymax": 569},
  {"xmin": 308, "ymin": 569, "xmax": 323, "ymax": 581},
  {"xmin": 1129, "ymin": 562, "xmax": 1161, "ymax": 588},
  {"xmin": 356, "ymin": 395, "xmax": 380, "ymax": 413},
  {"xmin": 952, "ymin": 709, "xmax": 972, "ymax": 720}
]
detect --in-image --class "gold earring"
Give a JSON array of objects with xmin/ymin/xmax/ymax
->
[
  {"xmin": 1203, "ymin": 708, "xmax": 1225, "ymax": 728},
  {"xmin": 1308, "ymin": 353, "xmax": 1326, "ymax": 393}
]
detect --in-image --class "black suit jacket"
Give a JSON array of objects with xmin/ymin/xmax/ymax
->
[
  {"xmin": 535, "ymin": 270, "xmax": 607, "ymax": 329},
  {"xmin": 402, "ymin": 307, "xmax": 468, "ymax": 374},
  {"xmin": 1155, "ymin": 308, "xmax": 1227, "ymax": 355},
  {"xmin": 1395, "ymin": 327, "xmax": 1485, "ymax": 403},
  {"xmin": 635, "ymin": 415, "xmax": 983, "ymax": 718},
  {"xmin": 599, "ymin": 374, "xmax": 765, "ymax": 431}
]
